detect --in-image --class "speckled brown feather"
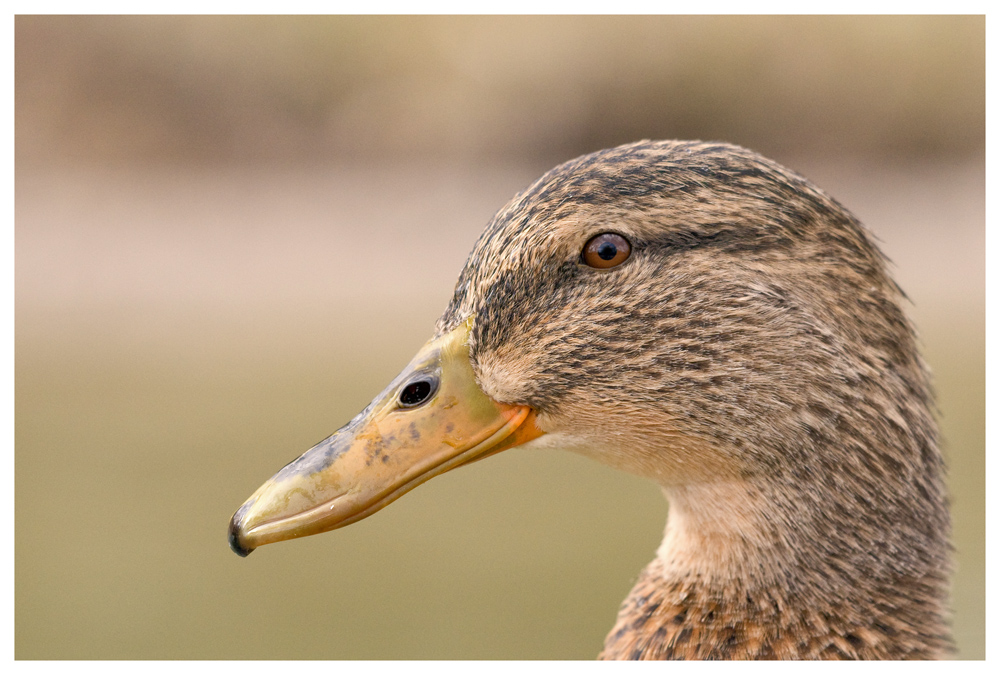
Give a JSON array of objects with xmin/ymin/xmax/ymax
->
[
  {"xmin": 435, "ymin": 140, "xmax": 950, "ymax": 659},
  {"xmin": 600, "ymin": 556, "xmax": 949, "ymax": 660}
]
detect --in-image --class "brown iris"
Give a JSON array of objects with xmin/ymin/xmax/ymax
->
[{"xmin": 583, "ymin": 233, "xmax": 631, "ymax": 269}]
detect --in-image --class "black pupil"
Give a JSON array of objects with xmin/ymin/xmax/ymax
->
[
  {"xmin": 399, "ymin": 380, "xmax": 433, "ymax": 407},
  {"xmin": 597, "ymin": 241, "xmax": 618, "ymax": 260}
]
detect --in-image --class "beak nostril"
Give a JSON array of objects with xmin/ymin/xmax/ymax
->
[{"xmin": 399, "ymin": 378, "xmax": 437, "ymax": 408}]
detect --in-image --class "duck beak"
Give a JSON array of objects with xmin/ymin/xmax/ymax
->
[{"xmin": 228, "ymin": 318, "xmax": 544, "ymax": 556}]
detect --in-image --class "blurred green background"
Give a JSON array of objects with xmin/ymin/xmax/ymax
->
[{"xmin": 15, "ymin": 16, "xmax": 984, "ymax": 659}]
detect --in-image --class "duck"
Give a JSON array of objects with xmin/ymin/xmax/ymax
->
[{"xmin": 228, "ymin": 140, "xmax": 951, "ymax": 659}]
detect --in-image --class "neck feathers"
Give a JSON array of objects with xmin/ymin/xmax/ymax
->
[
  {"xmin": 598, "ymin": 480, "xmax": 951, "ymax": 659},
  {"xmin": 599, "ymin": 556, "xmax": 951, "ymax": 660}
]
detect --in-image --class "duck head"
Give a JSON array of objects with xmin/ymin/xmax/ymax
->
[{"xmin": 229, "ymin": 141, "xmax": 947, "ymax": 626}]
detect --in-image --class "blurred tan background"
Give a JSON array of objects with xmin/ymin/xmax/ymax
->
[{"xmin": 16, "ymin": 16, "xmax": 984, "ymax": 660}]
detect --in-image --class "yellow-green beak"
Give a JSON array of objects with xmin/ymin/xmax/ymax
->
[{"xmin": 228, "ymin": 318, "xmax": 544, "ymax": 556}]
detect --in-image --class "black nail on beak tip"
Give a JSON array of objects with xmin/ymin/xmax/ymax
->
[{"xmin": 228, "ymin": 516, "xmax": 254, "ymax": 557}]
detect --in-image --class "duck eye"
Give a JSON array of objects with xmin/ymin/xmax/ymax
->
[
  {"xmin": 583, "ymin": 233, "xmax": 631, "ymax": 269},
  {"xmin": 398, "ymin": 377, "xmax": 438, "ymax": 408}
]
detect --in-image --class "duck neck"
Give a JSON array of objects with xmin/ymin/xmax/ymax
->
[
  {"xmin": 598, "ymin": 478, "xmax": 951, "ymax": 659},
  {"xmin": 656, "ymin": 481, "xmax": 796, "ymax": 587}
]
